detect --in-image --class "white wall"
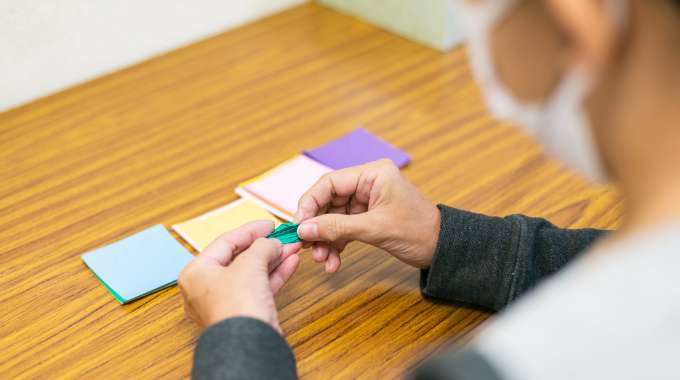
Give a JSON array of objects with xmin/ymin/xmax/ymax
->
[
  {"xmin": 0, "ymin": 0, "xmax": 305, "ymax": 112},
  {"xmin": 320, "ymin": 0, "xmax": 463, "ymax": 51}
]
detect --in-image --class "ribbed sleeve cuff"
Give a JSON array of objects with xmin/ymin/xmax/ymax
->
[
  {"xmin": 420, "ymin": 205, "xmax": 521, "ymax": 311},
  {"xmin": 412, "ymin": 349, "xmax": 503, "ymax": 380}
]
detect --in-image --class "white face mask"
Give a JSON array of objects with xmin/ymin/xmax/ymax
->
[{"xmin": 455, "ymin": 0, "xmax": 626, "ymax": 183}]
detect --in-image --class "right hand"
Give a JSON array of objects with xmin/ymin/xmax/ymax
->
[
  {"xmin": 178, "ymin": 221, "xmax": 301, "ymax": 332},
  {"xmin": 295, "ymin": 159, "xmax": 441, "ymax": 273}
]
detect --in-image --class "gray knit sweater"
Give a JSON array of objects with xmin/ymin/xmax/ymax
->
[{"xmin": 192, "ymin": 205, "xmax": 606, "ymax": 380}]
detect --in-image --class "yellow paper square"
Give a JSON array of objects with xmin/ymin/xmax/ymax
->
[{"xmin": 172, "ymin": 198, "xmax": 279, "ymax": 251}]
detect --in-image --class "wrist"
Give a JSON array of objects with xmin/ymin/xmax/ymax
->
[
  {"xmin": 415, "ymin": 204, "xmax": 441, "ymax": 268},
  {"xmin": 396, "ymin": 202, "xmax": 441, "ymax": 269}
]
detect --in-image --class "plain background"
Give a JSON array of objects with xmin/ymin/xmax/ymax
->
[
  {"xmin": 0, "ymin": 0, "xmax": 305, "ymax": 112},
  {"xmin": 320, "ymin": 0, "xmax": 462, "ymax": 51}
]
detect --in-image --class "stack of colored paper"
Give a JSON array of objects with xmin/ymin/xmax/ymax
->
[
  {"xmin": 173, "ymin": 198, "xmax": 279, "ymax": 251},
  {"xmin": 235, "ymin": 155, "xmax": 332, "ymax": 221},
  {"xmin": 304, "ymin": 127, "xmax": 411, "ymax": 169},
  {"xmin": 81, "ymin": 225, "xmax": 193, "ymax": 304},
  {"xmin": 83, "ymin": 127, "xmax": 410, "ymax": 304}
]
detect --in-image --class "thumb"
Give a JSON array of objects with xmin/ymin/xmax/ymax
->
[
  {"xmin": 297, "ymin": 213, "xmax": 374, "ymax": 243},
  {"xmin": 239, "ymin": 238, "xmax": 282, "ymax": 271}
]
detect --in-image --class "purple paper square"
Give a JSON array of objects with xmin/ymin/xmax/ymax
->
[{"xmin": 303, "ymin": 128, "xmax": 411, "ymax": 170}]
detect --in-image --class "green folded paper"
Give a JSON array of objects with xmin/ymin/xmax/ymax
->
[{"xmin": 267, "ymin": 223, "xmax": 301, "ymax": 244}]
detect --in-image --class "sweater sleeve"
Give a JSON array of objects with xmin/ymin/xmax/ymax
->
[
  {"xmin": 412, "ymin": 349, "xmax": 503, "ymax": 380},
  {"xmin": 420, "ymin": 205, "xmax": 607, "ymax": 311},
  {"xmin": 192, "ymin": 317, "xmax": 297, "ymax": 380}
]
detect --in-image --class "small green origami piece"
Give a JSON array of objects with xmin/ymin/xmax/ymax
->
[{"xmin": 266, "ymin": 223, "xmax": 301, "ymax": 244}]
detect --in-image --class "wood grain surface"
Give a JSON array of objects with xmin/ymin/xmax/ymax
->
[{"xmin": 0, "ymin": 3, "xmax": 622, "ymax": 379}]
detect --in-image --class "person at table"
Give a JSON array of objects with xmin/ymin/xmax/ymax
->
[{"xmin": 179, "ymin": 0, "xmax": 680, "ymax": 378}]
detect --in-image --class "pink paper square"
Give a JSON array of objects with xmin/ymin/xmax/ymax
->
[{"xmin": 243, "ymin": 155, "xmax": 332, "ymax": 217}]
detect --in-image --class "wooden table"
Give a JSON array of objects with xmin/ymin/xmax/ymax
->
[{"xmin": 0, "ymin": 3, "xmax": 622, "ymax": 379}]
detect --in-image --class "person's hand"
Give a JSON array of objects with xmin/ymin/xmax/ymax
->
[
  {"xmin": 178, "ymin": 221, "xmax": 302, "ymax": 333},
  {"xmin": 295, "ymin": 159, "xmax": 440, "ymax": 273}
]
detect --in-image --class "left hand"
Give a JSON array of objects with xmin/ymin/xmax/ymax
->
[
  {"xmin": 178, "ymin": 220, "xmax": 302, "ymax": 333},
  {"xmin": 295, "ymin": 159, "xmax": 440, "ymax": 273}
]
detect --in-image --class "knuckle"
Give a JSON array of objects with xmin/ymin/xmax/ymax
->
[
  {"xmin": 379, "ymin": 158, "xmax": 398, "ymax": 172},
  {"xmin": 253, "ymin": 236, "xmax": 270, "ymax": 246},
  {"xmin": 183, "ymin": 304, "xmax": 195, "ymax": 322},
  {"xmin": 319, "ymin": 173, "xmax": 335, "ymax": 188},
  {"xmin": 253, "ymin": 237, "xmax": 277, "ymax": 252},
  {"xmin": 177, "ymin": 264, "xmax": 193, "ymax": 290},
  {"xmin": 326, "ymin": 217, "xmax": 344, "ymax": 240},
  {"xmin": 216, "ymin": 232, "xmax": 233, "ymax": 246},
  {"xmin": 377, "ymin": 158, "xmax": 394, "ymax": 167},
  {"xmin": 320, "ymin": 172, "xmax": 333, "ymax": 181},
  {"xmin": 298, "ymin": 194, "xmax": 313, "ymax": 210}
]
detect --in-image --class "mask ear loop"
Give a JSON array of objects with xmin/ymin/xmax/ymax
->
[
  {"xmin": 490, "ymin": 0, "xmax": 626, "ymax": 134},
  {"xmin": 533, "ymin": 0, "xmax": 629, "ymax": 183},
  {"xmin": 536, "ymin": 65, "xmax": 609, "ymax": 181},
  {"xmin": 459, "ymin": 0, "xmax": 544, "ymax": 132}
]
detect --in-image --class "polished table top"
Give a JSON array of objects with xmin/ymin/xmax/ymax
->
[{"xmin": 0, "ymin": 3, "xmax": 621, "ymax": 379}]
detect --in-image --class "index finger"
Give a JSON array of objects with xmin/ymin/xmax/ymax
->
[
  {"xmin": 198, "ymin": 220, "xmax": 275, "ymax": 266},
  {"xmin": 295, "ymin": 166, "xmax": 365, "ymax": 222}
]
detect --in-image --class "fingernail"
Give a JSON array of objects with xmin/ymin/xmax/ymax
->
[
  {"xmin": 298, "ymin": 222, "xmax": 318, "ymax": 240},
  {"xmin": 312, "ymin": 246, "xmax": 322, "ymax": 262}
]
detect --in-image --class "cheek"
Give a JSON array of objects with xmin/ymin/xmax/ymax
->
[{"xmin": 489, "ymin": 0, "xmax": 566, "ymax": 102}]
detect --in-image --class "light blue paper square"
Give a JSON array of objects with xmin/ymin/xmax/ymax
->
[{"xmin": 82, "ymin": 225, "xmax": 193, "ymax": 304}]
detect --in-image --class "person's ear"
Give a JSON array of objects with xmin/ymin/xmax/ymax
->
[{"xmin": 545, "ymin": 0, "xmax": 624, "ymax": 71}]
